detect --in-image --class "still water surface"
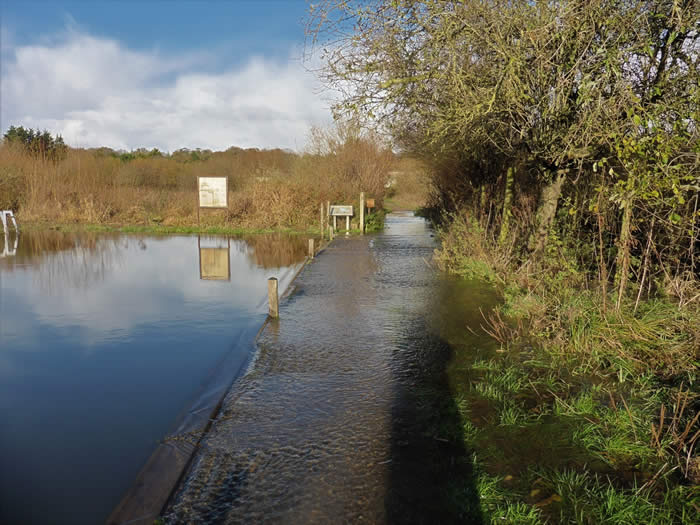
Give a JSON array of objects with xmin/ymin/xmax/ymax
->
[{"xmin": 0, "ymin": 230, "xmax": 307, "ymax": 524}]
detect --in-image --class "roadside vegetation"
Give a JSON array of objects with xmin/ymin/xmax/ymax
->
[
  {"xmin": 0, "ymin": 123, "xmax": 396, "ymax": 232},
  {"xmin": 309, "ymin": 0, "xmax": 699, "ymax": 522}
]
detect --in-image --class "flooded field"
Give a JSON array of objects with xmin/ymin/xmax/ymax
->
[{"xmin": 0, "ymin": 230, "xmax": 308, "ymax": 525}]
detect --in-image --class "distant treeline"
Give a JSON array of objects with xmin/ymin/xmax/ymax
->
[{"xmin": 4, "ymin": 126, "xmax": 68, "ymax": 161}]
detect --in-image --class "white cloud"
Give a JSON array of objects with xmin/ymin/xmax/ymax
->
[{"xmin": 1, "ymin": 29, "xmax": 333, "ymax": 151}]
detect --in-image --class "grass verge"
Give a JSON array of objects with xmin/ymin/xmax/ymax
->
[{"xmin": 433, "ymin": 214, "xmax": 699, "ymax": 524}]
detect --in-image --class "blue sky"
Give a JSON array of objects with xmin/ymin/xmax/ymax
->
[{"xmin": 0, "ymin": 1, "xmax": 333, "ymax": 151}]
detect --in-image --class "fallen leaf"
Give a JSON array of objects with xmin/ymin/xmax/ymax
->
[{"xmin": 535, "ymin": 494, "xmax": 562, "ymax": 507}]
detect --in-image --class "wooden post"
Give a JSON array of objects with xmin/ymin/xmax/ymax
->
[
  {"xmin": 267, "ymin": 277, "xmax": 279, "ymax": 318},
  {"xmin": 308, "ymin": 238, "xmax": 315, "ymax": 258},
  {"xmin": 360, "ymin": 192, "xmax": 365, "ymax": 234},
  {"xmin": 329, "ymin": 226, "xmax": 334, "ymax": 240},
  {"xmin": 334, "ymin": 215, "xmax": 337, "ymax": 231},
  {"xmin": 346, "ymin": 215, "xmax": 350, "ymax": 232},
  {"xmin": 326, "ymin": 201, "xmax": 331, "ymax": 231},
  {"xmin": 320, "ymin": 203, "xmax": 324, "ymax": 240}
]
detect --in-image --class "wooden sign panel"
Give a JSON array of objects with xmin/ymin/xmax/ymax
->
[
  {"xmin": 198, "ymin": 177, "xmax": 228, "ymax": 208},
  {"xmin": 366, "ymin": 198, "xmax": 375, "ymax": 208},
  {"xmin": 330, "ymin": 205, "xmax": 353, "ymax": 216},
  {"xmin": 199, "ymin": 247, "xmax": 230, "ymax": 280}
]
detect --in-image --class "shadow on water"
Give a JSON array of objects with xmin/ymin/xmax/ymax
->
[
  {"xmin": 384, "ymin": 269, "xmax": 506, "ymax": 523},
  {"xmin": 377, "ymin": 218, "xmax": 502, "ymax": 524},
  {"xmin": 386, "ymin": 312, "xmax": 484, "ymax": 524}
]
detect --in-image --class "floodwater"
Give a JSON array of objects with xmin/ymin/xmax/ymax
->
[
  {"xmin": 0, "ymin": 230, "xmax": 308, "ymax": 525},
  {"xmin": 165, "ymin": 213, "xmax": 497, "ymax": 523}
]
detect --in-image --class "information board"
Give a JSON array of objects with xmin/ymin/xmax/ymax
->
[
  {"xmin": 330, "ymin": 205, "xmax": 353, "ymax": 216},
  {"xmin": 198, "ymin": 177, "xmax": 228, "ymax": 208}
]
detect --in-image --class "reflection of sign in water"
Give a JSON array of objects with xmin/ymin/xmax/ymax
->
[
  {"xmin": 199, "ymin": 248, "xmax": 230, "ymax": 280},
  {"xmin": 1, "ymin": 231, "xmax": 18, "ymax": 258},
  {"xmin": 198, "ymin": 177, "xmax": 228, "ymax": 208},
  {"xmin": 198, "ymin": 236, "xmax": 231, "ymax": 280},
  {"xmin": 330, "ymin": 205, "xmax": 353, "ymax": 216}
]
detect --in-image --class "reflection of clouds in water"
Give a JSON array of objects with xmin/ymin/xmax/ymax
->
[{"xmin": 1, "ymin": 233, "xmax": 305, "ymax": 348}]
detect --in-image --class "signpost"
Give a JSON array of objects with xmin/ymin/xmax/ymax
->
[
  {"xmin": 330, "ymin": 205, "xmax": 354, "ymax": 232},
  {"xmin": 360, "ymin": 192, "xmax": 365, "ymax": 233}
]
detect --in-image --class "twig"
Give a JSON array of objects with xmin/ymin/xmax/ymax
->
[{"xmin": 619, "ymin": 394, "xmax": 639, "ymax": 443}]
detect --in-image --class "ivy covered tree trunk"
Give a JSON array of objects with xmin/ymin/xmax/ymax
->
[
  {"xmin": 498, "ymin": 167, "xmax": 514, "ymax": 245},
  {"xmin": 527, "ymin": 171, "xmax": 566, "ymax": 255}
]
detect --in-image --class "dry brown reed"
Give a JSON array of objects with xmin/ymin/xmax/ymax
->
[{"xmin": 0, "ymin": 126, "xmax": 396, "ymax": 230}]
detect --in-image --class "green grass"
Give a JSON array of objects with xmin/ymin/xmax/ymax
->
[
  {"xmin": 444, "ymin": 323, "xmax": 696, "ymax": 524},
  {"xmin": 22, "ymin": 221, "xmax": 320, "ymax": 236}
]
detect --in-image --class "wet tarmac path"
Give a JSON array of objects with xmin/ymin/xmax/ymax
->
[{"xmin": 165, "ymin": 213, "xmax": 481, "ymax": 524}]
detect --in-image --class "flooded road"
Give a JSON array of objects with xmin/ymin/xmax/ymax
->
[
  {"xmin": 0, "ymin": 231, "xmax": 308, "ymax": 525},
  {"xmin": 166, "ymin": 213, "xmax": 488, "ymax": 523}
]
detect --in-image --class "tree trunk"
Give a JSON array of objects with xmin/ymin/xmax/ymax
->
[
  {"xmin": 498, "ymin": 167, "xmax": 514, "ymax": 245},
  {"xmin": 615, "ymin": 200, "xmax": 633, "ymax": 310},
  {"xmin": 527, "ymin": 171, "xmax": 565, "ymax": 254},
  {"xmin": 479, "ymin": 184, "xmax": 488, "ymax": 226}
]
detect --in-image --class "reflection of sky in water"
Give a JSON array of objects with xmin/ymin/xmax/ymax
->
[{"xmin": 0, "ymin": 232, "xmax": 304, "ymax": 525}]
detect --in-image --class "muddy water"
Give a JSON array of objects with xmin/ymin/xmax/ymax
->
[
  {"xmin": 166, "ymin": 213, "xmax": 500, "ymax": 523},
  {"xmin": 0, "ymin": 231, "xmax": 308, "ymax": 525}
]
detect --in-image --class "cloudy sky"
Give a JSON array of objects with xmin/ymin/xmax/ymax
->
[{"xmin": 0, "ymin": 0, "xmax": 333, "ymax": 152}]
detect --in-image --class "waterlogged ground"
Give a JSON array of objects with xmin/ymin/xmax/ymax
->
[{"xmin": 0, "ymin": 230, "xmax": 309, "ymax": 525}]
